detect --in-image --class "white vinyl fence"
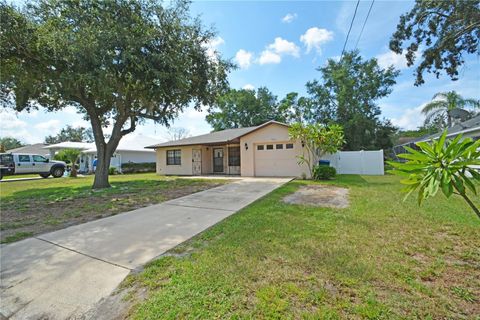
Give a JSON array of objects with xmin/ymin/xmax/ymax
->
[{"xmin": 321, "ymin": 150, "xmax": 384, "ymax": 175}]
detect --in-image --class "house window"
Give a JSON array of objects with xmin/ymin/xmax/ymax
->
[
  {"xmin": 276, "ymin": 144, "xmax": 283, "ymax": 149},
  {"xmin": 266, "ymin": 144, "xmax": 273, "ymax": 150},
  {"xmin": 286, "ymin": 143, "xmax": 294, "ymax": 149},
  {"xmin": 257, "ymin": 145, "xmax": 264, "ymax": 150},
  {"xmin": 228, "ymin": 147, "xmax": 240, "ymax": 166},
  {"xmin": 166, "ymin": 149, "xmax": 181, "ymax": 165}
]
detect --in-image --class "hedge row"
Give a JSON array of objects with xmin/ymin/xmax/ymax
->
[{"xmin": 121, "ymin": 162, "xmax": 156, "ymax": 173}]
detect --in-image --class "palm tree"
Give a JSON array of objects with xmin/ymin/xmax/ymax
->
[{"xmin": 422, "ymin": 91, "xmax": 479, "ymax": 128}]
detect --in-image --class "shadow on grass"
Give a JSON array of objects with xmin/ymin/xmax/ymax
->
[{"xmin": 1, "ymin": 178, "xmax": 199, "ymax": 203}]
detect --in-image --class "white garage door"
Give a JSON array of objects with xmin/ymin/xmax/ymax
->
[{"xmin": 254, "ymin": 142, "xmax": 299, "ymax": 177}]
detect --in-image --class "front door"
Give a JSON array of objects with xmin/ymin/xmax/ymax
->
[
  {"xmin": 213, "ymin": 148, "xmax": 224, "ymax": 173},
  {"xmin": 192, "ymin": 149, "xmax": 202, "ymax": 175}
]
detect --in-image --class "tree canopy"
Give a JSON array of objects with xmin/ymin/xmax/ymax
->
[
  {"xmin": 1, "ymin": 0, "xmax": 231, "ymax": 188},
  {"xmin": 390, "ymin": 0, "xmax": 480, "ymax": 85},
  {"xmin": 301, "ymin": 51, "xmax": 399, "ymax": 151},
  {"xmin": 0, "ymin": 137, "xmax": 24, "ymax": 151},
  {"xmin": 206, "ymin": 87, "xmax": 290, "ymax": 131},
  {"xmin": 45, "ymin": 125, "xmax": 94, "ymax": 144}
]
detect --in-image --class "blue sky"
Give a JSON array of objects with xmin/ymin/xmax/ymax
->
[{"xmin": 1, "ymin": 0, "xmax": 479, "ymax": 144}]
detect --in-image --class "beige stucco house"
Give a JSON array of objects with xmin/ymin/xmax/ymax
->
[{"xmin": 146, "ymin": 121, "xmax": 309, "ymax": 177}]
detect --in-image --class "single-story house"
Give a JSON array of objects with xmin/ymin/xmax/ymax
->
[
  {"xmin": 45, "ymin": 134, "xmax": 158, "ymax": 173},
  {"xmin": 5, "ymin": 143, "xmax": 51, "ymax": 158},
  {"xmin": 392, "ymin": 114, "xmax": 480, "ymax": 161},
  {"xmin": 146, "ymin": 121, "xmax": 310, "ymax": 177}
]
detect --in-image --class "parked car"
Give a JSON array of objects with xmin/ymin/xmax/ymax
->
[{"xmin": 0, "ymin": 153, "xmax": 66, "ymax": 180}]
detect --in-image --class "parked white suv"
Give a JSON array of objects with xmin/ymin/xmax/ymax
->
[{"xmin": 0, "ymin": 153, "xmax": 66, "ymax": 180}]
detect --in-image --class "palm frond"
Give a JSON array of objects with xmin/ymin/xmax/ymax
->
[
  {"xmin": 424, "ymin": 109, "xmax": 445, "ymax": 125},
  {"xmin": 421, "ymin": 101, "xmax": 447, "ymax": 114},
  {"xmin": 432, "ymin": 92, "xmax": 448, "ymax": 100},
  {"xmin": 462, "ymin": 98, "xmax": 480, "ymax": 109}
]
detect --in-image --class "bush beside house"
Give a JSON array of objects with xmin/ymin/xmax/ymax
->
[{"xmin": 121, "ymin": 162, "xmax": 156, "ymax": 174}]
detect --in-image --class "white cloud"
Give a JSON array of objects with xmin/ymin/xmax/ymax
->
[
  {"xmin": 258, "ymin": 50, "xmax": 282, "ymax": 65},
  {"xmin": 34, "ymin": 119, "xmax": 61, "ymax": 133},
  {"xmin": 0, "ymin": 111, "xmax": 27, "ymax": 131},
  {"xmin": 0, "ymin": 109, "xmax": 35, "ymax": 143},
  {"xmin": 183, "ymin": 106, "xmax": 207, "ymax": 121},
  {"xmin": 63, "ymin": 106, "xmax": 79, "ymax": 115},
  {"xmin": 235, "ymin": 49, "xmax": 254, "ymax": 69},
  {"xmin": 282, "ymin": 13, "xmax": 297, "ymax": 23},
  {"xmin": 257, "ymin": 37, "xmax": 300, "ymax": 65},
  {"xmin": 390, "ymin": 102, "xmax": 427, "ymax": 130},
  {"xmin": 376, "ymin": 50, "xmax": 409, "ymax": 70},
  {"xmin": 267, "ymin": 37, "xmax": 300, "ymax": 57},
  {"xmin": 204, "ymin": 36, "xmax": 225, "ymax": 60},
  {"xmin": 243, "ymin": 84, "xmax": 255, "ymax": 90},
  {"xmin": 71, "ymin": 119, "xmax": 91, "ymax": 128},
  {"xmin": 300, "ymin": 27, "xmax": 334, "ymax": 54}
]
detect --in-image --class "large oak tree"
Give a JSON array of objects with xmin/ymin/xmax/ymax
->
[
  {"xmin": 0, "ymin": 0, "xmax": 231, "ymax": 188},
  {"xmin": 390, "ymin": 0, "xmax": 480, "ymax": 85}
]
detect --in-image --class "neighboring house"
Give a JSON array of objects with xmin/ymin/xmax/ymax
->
[
  {"xmin": 392, "ymin": 114, "xmax": 480, "ymax": 161},
  {"xmin": 45, "ymin": 135, "xmax": 157, "ymax": 173},
  {"xmin": 147, "ymin": 121, "xmax": 310, "ymax": 177},
  {"xmin": 5, "ymin": 143, "xmax": 51, "ymax": 158}
]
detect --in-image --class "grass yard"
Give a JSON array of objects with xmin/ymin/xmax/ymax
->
[
  {"xmin": 0, "ymin": 173, "xmax": 226, "ymax": 244},
  {"xmin": 1, "ymin": 174, "xmax": 44, "ymax": 180},
  {"xmin": 123, "ymin": 175, "xmax": 479, "ymax": 319}
]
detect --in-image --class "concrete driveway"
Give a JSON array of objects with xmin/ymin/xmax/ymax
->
[{"xmin": 0, "ymin": 177, "xmax": 290, "ymax": 319}]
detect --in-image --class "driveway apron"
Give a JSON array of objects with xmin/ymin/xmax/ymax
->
[{"xmin": 0, "ymin": 177, "xmax": 290, "ymax": 319}]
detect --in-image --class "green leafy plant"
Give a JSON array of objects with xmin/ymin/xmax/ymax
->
[
  {"xmin": 388, "ymin": 131, "xmax": 480, "ymax": 218},
  {"xmin": 54, "ymin": 148, "xmax": 81, "ymax": 177},
  {"xmin": 289, "ymin": 123, "xmax": 344, "ymax": 178},
  {"xmin": 109, "ymin": 167, "xmax": 118, "ymax": 175},
  {"xmin": 313, "ymin": 165, "xmax": 336, "ymax": 180},
  {"xmin": 121, "ymin": 162, "xmax": 156, "ymax": 174}
]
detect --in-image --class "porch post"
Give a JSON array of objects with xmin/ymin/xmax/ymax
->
[{"xmin": 226, "ymin": 144, "xmax": 230, "ymax": 175}]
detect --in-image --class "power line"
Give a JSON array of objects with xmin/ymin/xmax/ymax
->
[
  {"xmin": 340, "ymin": 0, "xmax": 361, "ymax": 59},
  {"xmin": 354, "ymin": 0, "xmax": 375, "ymax": 50}
]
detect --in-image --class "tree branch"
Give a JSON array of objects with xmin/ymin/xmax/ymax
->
[{"xmin": 121, "ymin": 116, "xmax": 137, "ymax": 136}]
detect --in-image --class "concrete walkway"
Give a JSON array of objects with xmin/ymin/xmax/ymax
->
[{"xmin": 0, "ymin": 177, "xmax": 290, "ymax": 319}]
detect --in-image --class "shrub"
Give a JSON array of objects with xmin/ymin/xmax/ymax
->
[
  {"xmin": 388, "ymin": 130, "xmax": 480, "ymax": 218},
  {"xmin": 109, "ymin": 166, "xmax": 118, "ymax": 175},
  {"xmin": 313, "ymin": 165, "xmax": 336, "ymax": 180},
  {"xmin": 121, "ymin": 162, "xmax": 156, "ymax": 174},
  {"xmin": 54, "ymin": 148, "xmax": 81, "ymax": 177}
]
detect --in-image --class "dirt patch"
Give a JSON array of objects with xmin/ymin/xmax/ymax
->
[{"xmin": 283, "ymin": 185, "xmax": 349, "ymax": 208}]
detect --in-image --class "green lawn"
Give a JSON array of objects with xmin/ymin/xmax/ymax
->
[
  {"xmin": 0, "ymin": 173, "xmax": 225, "ymax": 243},
  {"xmin": 2, "ymin": 174, "xmax": 43, "ymax": 180},
  {"xmin": 124, "ymin": 175, "xmax": 479, "ymax": 319}
]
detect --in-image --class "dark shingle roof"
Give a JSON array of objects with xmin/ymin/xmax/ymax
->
[
  {"xmin": 395, "ymin": 114, "xmax": 480, "ymax": 147},
  {"xmin": 6, "ymin": 143, "xmax": 51, "ymax": 155},
  {"xmin": 146, "ymin": 120, "xmax": 289, "ymax": 148}
]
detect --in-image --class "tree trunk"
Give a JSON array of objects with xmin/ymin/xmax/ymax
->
[
  {"xmin": 459, "ymin": 192, "xmax": 480, "ymax": 219},
  {"xmin": 70, "ymin": 161, "xmax": 78, "ymax": 178},
  {"xmin": 92, "ymin": 144, "xmax": 113, "ymax": 189},
  {"xmin": 453, "ymin": 184, "xmax": 480, "ymax": 219}
]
